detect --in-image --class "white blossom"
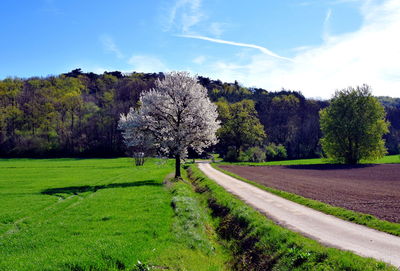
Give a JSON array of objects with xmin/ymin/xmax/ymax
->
[{"xmin": 119, "ymin": 71, "xmax": 220, "ymax": 175}]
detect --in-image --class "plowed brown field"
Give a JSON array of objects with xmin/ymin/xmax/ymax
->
[{"xmin": 219, "ymin": 164, "xmax": 400, "ymax": 223}]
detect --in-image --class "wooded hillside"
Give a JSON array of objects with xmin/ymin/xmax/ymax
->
[{"xmin": 0, "ymin": 69, "xmax": 399, "ymax": 158}]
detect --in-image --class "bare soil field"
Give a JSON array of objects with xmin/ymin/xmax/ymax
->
[{"xmin": 219, "ymin": 164, "xmax": 400, "ymax": 223}]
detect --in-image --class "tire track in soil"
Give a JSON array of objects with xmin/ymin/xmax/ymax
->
[{"xmin": 1, "ymin": 171, "xmax": 131, "ymax": 238}]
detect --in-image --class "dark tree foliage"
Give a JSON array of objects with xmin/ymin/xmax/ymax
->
[
  {"xmin": 0, "ymin": 70, "xmax": 399, "ymax": 158},
  {"xmin": 216, "ymin": 99, "xmax": 266, "ymax": 160},
  {"xmin": 377, "ymin": 96, "xmax": 400, "ymax": 109},
  {"xmin": 253, "ymin": 91, "xmax": 328, "ymax": 159},
  {"xmin": 378, "ymin": 96, "xmax": 400, "ymax": 155},
  {"xmin": 384, "ymin": 107, "xmax": 400, "ymax": 154}
]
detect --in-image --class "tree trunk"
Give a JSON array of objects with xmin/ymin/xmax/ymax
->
[{"xmin": 175, "ymin": 154, "xmax": 181, "ymax": 178}]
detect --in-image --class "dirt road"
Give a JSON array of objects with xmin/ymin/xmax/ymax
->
[{"xmin": 198, "ymin": 163, "xmax": 400, "ymax": 268}]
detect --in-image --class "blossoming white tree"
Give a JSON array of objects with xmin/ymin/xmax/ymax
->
[{"xmin": 119, "ymin": 71, "xmax": 220, "ymax": 178}]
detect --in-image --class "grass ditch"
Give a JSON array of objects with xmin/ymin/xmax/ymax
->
[
  {"xmin": 185, "ymin": 164, "xmax": 396, "ymax": 271},
  {"xmin": 212, "ymin": 164, "xmax": 400, "ymax": 237},
  {"xmin": 167, "ymin": 176, "xmax": 225, "ymax": 256},
  {"xmin": 163, "ymin": 173, "xmax": 231, "ymax": 270}
]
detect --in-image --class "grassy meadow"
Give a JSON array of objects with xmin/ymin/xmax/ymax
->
[{"xmin": 0, "ymin": 158, "xmax": 228, "ymax": 271}]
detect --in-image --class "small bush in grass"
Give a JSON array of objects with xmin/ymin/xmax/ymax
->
[
  {"xmin": 245, "ymin": 147, "xmax": 266, "ymax": 162},
  {"xmin": 224, "ymin": 146, "xmax": 266, "ymax": 162},
  {"xmin": 224, "ymin": 146, "xmax": 239, "ymax": 162},
  {"xmin": 237, "ymin": 150, "xmax": 250, "ymax": 162},
  {"xmin": 265, "ymin": 143, "xmax": 287, "ymax": 161}
]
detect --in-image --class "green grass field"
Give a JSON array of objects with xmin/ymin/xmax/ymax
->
[
  {"xmin": 0, "ymin": 158, "xmax": 228, "ymax": 271},
  {"xmin": 1, "ymin": 157, "xmax": 398, "ymax": 270},
  {"xmin": 217, "ymin": 154, "xmax": 400, "ymax": 166}
]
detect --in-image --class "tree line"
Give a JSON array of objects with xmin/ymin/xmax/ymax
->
[{"xmin": 0, "ymin": 69, "xmax": 399, "ymax": 158}]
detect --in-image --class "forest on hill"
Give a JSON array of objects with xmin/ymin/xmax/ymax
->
[{"xmin": 0, "ymin": 68, "xmax": 399, "ymax": 158}]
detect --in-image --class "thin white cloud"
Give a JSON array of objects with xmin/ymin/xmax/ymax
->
[
  {"xmin": 291, "ymin": 45, "xmax": 315, "ymax": 52},
  {"xmin": 193, "ymin": 55, "xmax": 206, "ymax": 65},
  {"xmin": 178, "ymin": 34, "xmax": 293, "ymax": 61},
  {"xmin": 100, "ymin": 35, "xmax": 124, "ymax": 59},
  {"xmin": 323, "ymin": 9, "xmax": 332, "ymax": 40},
  {"xmin": 163, "ymin": 0, "xmax": 231, "ymax": 38},
  {"xmin": 192, "ymin": 0, "xmax": 400, "ymax": 99},
  {"xmin": 209, "ymin": 22, "xmax": 226, "ymax": 37},
  {"xmin": 128, "ymin": 55, "xmax": 167, "ymax": 73},
  {"xmin": 165, "ymin": 0, "xmax": 204, "ymax": 33},
  {"xmin": 324, "ymin": 9, "xmax": 332, "ymax": 25}
]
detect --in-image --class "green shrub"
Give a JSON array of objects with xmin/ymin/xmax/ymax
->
[
  {"xmin": 224, "ymin": 147, "xmax": 251, "ymax": 162},
  {"xmin": 265, "ymin": 143, "xmax": 287, "ymax": 161},
  {"xmin": 245, "ymin": 147, "xmax": 266, "ymax": 162},
  {"xmin": 224, "ymin": 146, "xmax": 266, "ymax": 162},
  {"xmin": 237, "ymin": 150, "xmax": 250, "ymax": 162},
  {"xmin": 224, "ymin": 146, "xmax": 239, "ymax": 162}
]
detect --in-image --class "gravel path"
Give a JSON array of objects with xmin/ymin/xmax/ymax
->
[{"xmin": 198, "ymin": 163, "xmax": 400, "ymax": 268}]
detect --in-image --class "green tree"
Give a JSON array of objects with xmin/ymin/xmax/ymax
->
[
  {"xmin": 52, "ymin": 76, "xmax": 84, "ymax": 151},
  {"xmin": 216, "ymin": 99, "xmax": 266, "ymax": 160},
  {"xmin": 319, "ymin": 85, "xmax": 389, "ymax": 164},
  {"xmin": 0, "ymin": 79, "xmax": 23, "ymax": 149}
]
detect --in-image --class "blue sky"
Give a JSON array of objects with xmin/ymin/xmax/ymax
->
[{"xmin": 1, "ymin": 0, "xmax": 399, "ymax": 98}]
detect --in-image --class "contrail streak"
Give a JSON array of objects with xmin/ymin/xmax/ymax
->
[{"xmin": 178, "ymin": 34, "xmax": 293, "ymax": 61}]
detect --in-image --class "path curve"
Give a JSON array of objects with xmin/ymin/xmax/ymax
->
[{"xmin": 198, "ymin": 163, "xmax": 400, "ymax": 268}]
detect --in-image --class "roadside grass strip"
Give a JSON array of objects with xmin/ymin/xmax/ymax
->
[
  {"xmin": 186, "ymin": 164, "xmax": 396, "ymax": 270},
  {"xmin": 166, "ymin": 174, "xmax": 231, "ymax": 270},
  {"xmin": 212, "ymin": 164, "xmax": 400, "ymax": 237}
]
